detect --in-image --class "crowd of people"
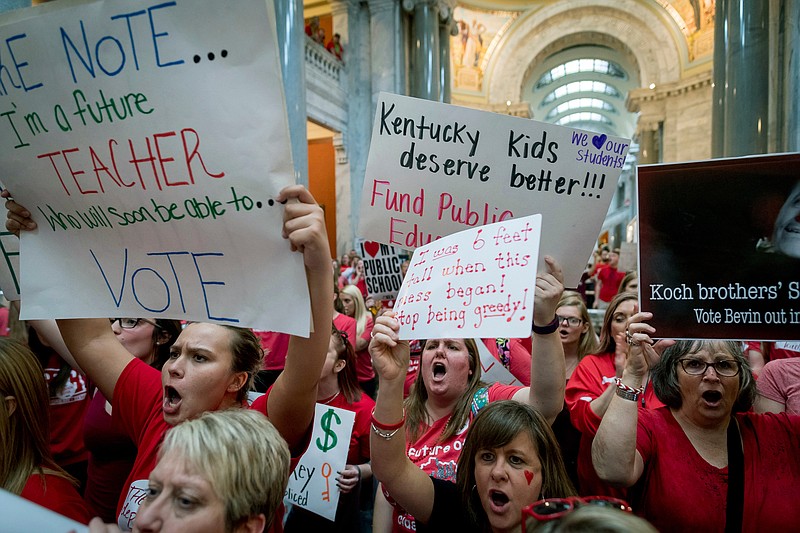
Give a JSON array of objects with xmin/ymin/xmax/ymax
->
[{"xmin": 2, "ymin": 184, "xmax": 799, "ymax": 533}]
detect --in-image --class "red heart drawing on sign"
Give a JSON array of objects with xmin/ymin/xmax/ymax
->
[{"xmin": 363, "ymin": 241, "xmax": 381, "ymax": 258}]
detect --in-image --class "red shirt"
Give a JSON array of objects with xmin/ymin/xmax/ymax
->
[
  {"xmin": 393, "ymin": 383, "xmax": 521, "ymax": 533},
  {"xmin": 43, "ymin": 352, "xmax": 90, "ymax": 468},
  {"xmin": 634, "ymin": 408, "xmax": 800, "ymax": 532},
  {"xmin": 254, "ymin": 331, "xmax": 291, "ymax": 371},
  {"xmin": 333, "ymin": 313, "xmax": 357, "ymax": 348},
  {"xmin": 565, "ymin": 352, "xmax": 664, "ymax": 496},
  {"xmin": 480, "ymin": 337, "xmax": 533, "ymax": 385},
  {"xmin": 22, "ymin": 472, "xmax": 91, "ymax": 524},
  {"xmin": 597, "ymin": 266, "xmax": 624, "ymax": 302},
  {"xmin": 355, "ymin": 315, "xmax": 375, "ymax": 382},
  {"xmin": 113, "ymin": 358, "xmax": 297, "ymax": 531}
]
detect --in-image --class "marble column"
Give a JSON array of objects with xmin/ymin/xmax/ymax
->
[
  {"xmin": 369, "ymin": 0, "xmax": 404, "ymax": 106},
  {"xmin": 409, "ymin": 0, "xmax": 440, "ymax": 100},
  {"xmin": 638, "ymin": 128, "xmax": 658, "ymax": 164},
  {"xmin": 273, "ymin": 0, "xmax": 309, "ymax": 185},
  {"xmin": 783, "ymin": 1, "xmax": 800, "ymax": 152},
  {"xmin": 710, "ymin": 0, "xmax": 727, "ymax": 158},
  {"xmin": 438, "ymin": 7, "xmax": 452, "ymax": 103},
  {"xmin": 722, "ymin": 0, "xmax": 770, "ymax": 156}
]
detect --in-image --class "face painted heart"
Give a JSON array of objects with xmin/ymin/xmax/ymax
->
[
  {"xmin": 524, "ymin": 470, "xmax": 534, "ymax": 485},
  {"xmin": 592, "ymin": 134, "xmax": 608, "ymax": 150},
  {"xmin": 363, "ymin": 241, "xmax": 381, "ymax": 258}
]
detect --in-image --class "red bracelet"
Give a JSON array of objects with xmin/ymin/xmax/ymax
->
[
  {"xmin": 371, "ymin": 408, "xmax": 405, "ymax": 431},
  {"xmin": 613, "ymin": 377, "xmax": 644, "ymax": 395}
]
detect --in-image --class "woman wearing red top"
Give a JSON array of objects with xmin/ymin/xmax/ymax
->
[
  {"xmin": 340, "ymin": 284, "xmax": 376, "ymax": 398},
  {"xmin": 285, "ymin": 325, "xmax": 375, "ymax": 532},
  {"xmin": 374, "ymin": 256, "xmax": 567, "ymax": 533},
  {"xmin": 6, "ymin": 185, "xmax": 333, "ymax": 531},
  {"xmin": 565, "ymin": 292, "xmax": 664, "ymax": 496},
  {"xmin": 0, "ymin": 338, "xmax": 90, "ymax": 524}
]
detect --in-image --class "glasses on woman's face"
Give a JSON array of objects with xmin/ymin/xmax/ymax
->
[
  {"xmin": 110, "ymin": 318, "xmax": 161, "ymax": 330},
  {"xmin": 678, "ymin": 358, "xmax": 741, "ymax": 377},
  {"xmin": 522, "ymin": 496, "xmax": 632, "ymax": 527},
  {"xmin": 556, "ymin": 315, "xmax": 583, "ymax": 327}
]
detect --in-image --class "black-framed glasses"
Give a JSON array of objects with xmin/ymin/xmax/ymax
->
[
  {"xmin": 522, "ymin": 496, "xmax": 632, "ymax": 527},
  {"xmin": 556, "ymin": 315, "xmax": 583, "ymax": 327},
  {"xmin": 110, "ymin": 318, "xmax": 162, "ymax": 330},
  {"xmin": 678, "ymin": 358, "xmax": 740, "ymax": 377}
]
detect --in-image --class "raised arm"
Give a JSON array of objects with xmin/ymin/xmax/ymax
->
[
  {"xmin": 512, "ymin": 255, "xmax": 566, "ymax": 424},
  {"xmin": 266, "ymin": 185, "xmax": 334, "ymax": 452},
  {"xmin": 4, "ymin": 192, "xmax": 132, "ymax": 400},
  {"xmin": 592, "ymin": 311, "xmax": 666, "ymax": 486},
  {"xmin": 369, "ymin": 313, "xmax": 436, "ymax": 524}
]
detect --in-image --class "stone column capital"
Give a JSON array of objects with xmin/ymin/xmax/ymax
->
[{"xmin": 400, "ymin": 0, "xmax": 439, "ymax": 13}]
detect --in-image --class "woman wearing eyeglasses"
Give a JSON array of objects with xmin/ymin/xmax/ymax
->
[
  {"xmin": 82, "ymin": 317, "xmax": 180, "ymax": 522},
  {"xmin": 5, "ymin": 185, "xmax": 334, "ymax": 532},
  {"xmin": 563, "ymin": 292, "xmax": 665, "ymax": 496},
  {"xmin": 592, "ymin": 312, "xmax": 800, "ymax": 531},
  {"xmin": 285, "ymin": 326, "xmax": 374, "ymax": 532}
]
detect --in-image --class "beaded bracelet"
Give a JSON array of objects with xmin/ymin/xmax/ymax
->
[
  {"xmin": 371, "ymin": 423, "xmax": 402, "ymax": 440},
  {"xmin": 613, "ymin": 377, "xmax": 644, "ymax": 401},
  {"xmin": 371, "ymin": 408, "xmax": 405, "ymax": 431}
]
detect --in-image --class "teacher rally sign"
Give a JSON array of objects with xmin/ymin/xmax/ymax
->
[
  {"xmin": 358, "ymin": 93, "xmax": 631, "ymax": 287},
  {"xmin": 0, "ymin": 0, "xmax": 310, "ymax": 334}
]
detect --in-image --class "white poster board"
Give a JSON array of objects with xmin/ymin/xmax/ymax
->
[
  {"xmin": 284, "ymin": 403, "xmax": 355, "ymax": 521},
  {"xmin": 0, "ymin": 489, "xmax": 87, "ymax": 533},
  {"xmin": 358, "ymin": 93, "xmax": 630, "ymax": 287},
  {"xmin": 393, "ymin": 214, "xmax": 541, "ymax": 340},
  {"xmin": 0, "ymin": 0, "xmax": 310, "ymax": 334}
]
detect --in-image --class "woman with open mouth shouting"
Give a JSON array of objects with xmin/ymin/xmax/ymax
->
[
  {"xmin": 4, "ymin": 185, "xmax": 333, "ymax": 533},
  {"xmin": 592, "ymin": 311, "xmax": 800, "ymax": 532},
  {"xmin": 370, "ymin": 256, "xmax": 568, "ymax": 533}
]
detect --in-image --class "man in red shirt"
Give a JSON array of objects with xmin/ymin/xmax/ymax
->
[{"xmin": 594, "ymin": 249, "xmax": 625, "ymax": 309}]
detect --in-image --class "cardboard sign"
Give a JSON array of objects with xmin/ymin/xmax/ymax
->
[
  {"xmin": 0, "ymin": 0, "xmax": 310, "ymax": 334},
  {"xmin": 356, "ymin": 239, "xmax": 405, "ymax": 300},
  {"xmin": 638, "ymin": 154, "xmax": 800, "ymax": 340},
  {"xmin": 284, "ymin": 403, "xmax": 355, "ymax": 521},
  {"xmin": 0, "ymin": 489, "xmax": 87, "ymax": 533},
  {"xmin": 393, "ymin": 214, "xmax": 541, "ymax": 340},
  {"xmin": 358, "ymin": 93, "xmax": 630, "ymax": 287}
]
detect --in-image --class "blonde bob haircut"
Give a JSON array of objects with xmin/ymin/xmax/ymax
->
[{"xmin": 158, "ymin": 409, "xmax": 290, "ymax": 531}]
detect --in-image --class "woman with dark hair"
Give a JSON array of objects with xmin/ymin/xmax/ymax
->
[
  {"xmin": 564, "ymin": 292, "xmax": 665, "ymax": 495},
  {"xmin": 368, "ymin": 316, "xmax": 575, "ymax": 532},
  {"xmin": 285, "ymin": 325, "xmax": 375, "ymax": 532},
  {"xmin": 593, "ymin": 312, "xmax": 800, "ymax": 531},
  {"xmin": 0, "ymin": 338, "xmax": 91, "ymax": 523}
]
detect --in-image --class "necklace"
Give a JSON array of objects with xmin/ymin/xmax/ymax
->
[{"xmin": 320, "ymin": 391, "xmax": 340, "ymax": 405}]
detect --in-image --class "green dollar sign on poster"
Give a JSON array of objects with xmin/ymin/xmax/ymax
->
[{"xmin": 316, "ymin": 408, "xmax": 341, "ymax": 452}]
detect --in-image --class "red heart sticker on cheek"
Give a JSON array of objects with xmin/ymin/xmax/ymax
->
[{"xmin": 524, "ymin": 470, "xmax": 534, "ymax": 485}]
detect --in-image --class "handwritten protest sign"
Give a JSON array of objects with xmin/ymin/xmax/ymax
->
[
  {"xmin": 393, "ymin": 214, "xmax": 541, "ymax": 340},
  {"xmin": 0, "ymin": 489, "xmax": 87, "ymax": 533},
  {"xmin": 358, "ymin": 93, "xmax": 630, "ymax": 287},
  {"xmin": 638, "ymin": 154, "xmax": 800, "ymax": 340},
  {"xmin": 476, "ymin": 340, "xmax": 522, "ymax": 386},
  {"xmin": 775, "ymin": 341, "xmax": 800, "ymax": 352},
  {"xmin": 0, "ymin": 0, "xmax": 310, "ymax": 333},
  {"xmin": 356, "ymin": 239, "xmax": 405, "ymax": 301},
  {"xmin": 284, "ymin": 403, "xmax": 355, "ymax": 521}
]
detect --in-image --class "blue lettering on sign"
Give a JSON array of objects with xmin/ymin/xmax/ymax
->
[
  {"xmin": 90, "ymin": 248, "xmax": 237, "ymax": 322},
  {"xmin": 60, "ymin": 1, "xmax": 184, "ymax": 84}
]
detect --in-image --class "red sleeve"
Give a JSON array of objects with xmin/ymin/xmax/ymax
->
[
  {"xmin": 756, "ymin": 361, "xmax": 786, "ymax": 404},
  {"xmin": 112, "ymin": 358, "xmax": 164, "ymax": 445},
  {"xmin": 352, "ymin": 395, "xmax": 375, "ymax": 464},
  {"xmin": 249, "ymin": 387, "xmax": 310, "ymax": 466},
  {"xmin": 565, "ymin": 355, "xmax": 611, "ymax": 435},
  {"xmin": 488, "ymin": 382, "xmax": 523, "ymax": 401},
  {"xmin": 480, "ymin": 338, "xmax": 531, "ymax": 386}
]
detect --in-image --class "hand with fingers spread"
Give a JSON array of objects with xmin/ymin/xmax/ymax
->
[{"xmin": 368, "ymin": 312, "xmax": 409, "ymax": 384}]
